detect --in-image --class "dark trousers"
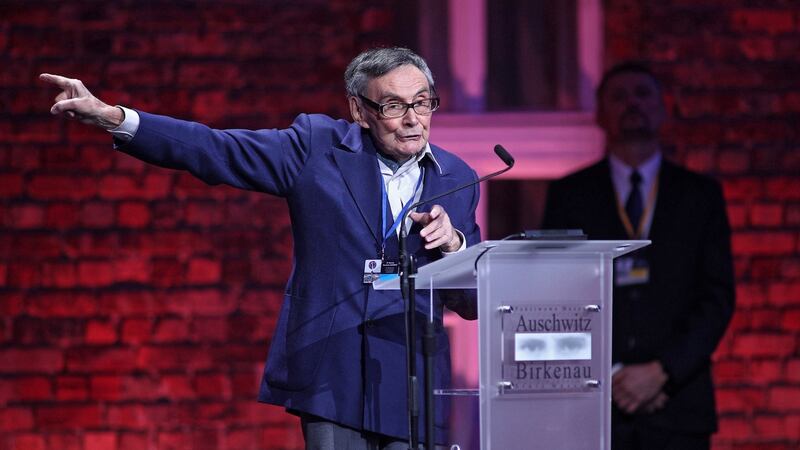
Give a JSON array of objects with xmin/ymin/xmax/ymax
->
[
  {"xmin": 301, "ymin": 414, "xmax": 438, "ymax": 450},
  {"xmin": 612, "ymin": 417, "xmax": 710, "ymax": 450}
]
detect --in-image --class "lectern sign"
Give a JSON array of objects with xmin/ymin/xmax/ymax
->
[{"xmin": 501, "ymin": 304, "xmax": 598, "ymax": 393}]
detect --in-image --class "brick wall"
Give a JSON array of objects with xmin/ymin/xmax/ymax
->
[
  {"xmin": 0, "ymin": 1, "xmax": 400, "ymax": 449},
  {"xmin": 605, "ymin": 1, "xmax": 800, "ymax": 449},
  {"xmin": 2, "ymin": 1, "xmax": 799, "ymax": 449}
]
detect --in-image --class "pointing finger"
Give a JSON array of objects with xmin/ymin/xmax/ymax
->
[
  {"xmin": 39, "ymin": 73, "xmax": 73, "ymax": 88},
  {"xmin": 409, "ymin": 211, "xmax": 429, "ymax": 225}
]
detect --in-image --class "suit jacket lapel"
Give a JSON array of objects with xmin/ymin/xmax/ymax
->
[
  {"xmin": 332, "ymin": 126, "xmax": 382, "ymax": 246},
  {"xmin": 648, "ymin": 159, "xmax": 679, "ymax": 242},
  {"xmin": 408, "ymin": 148, "xmax": 455, "ymax": 234},
  {"xmin": 418, "ymin": 150, "xmax": 453, "ymax": 210},
  {"xmin": 596, "ymin": 159, "xmax": 630, "ymax": 238}
]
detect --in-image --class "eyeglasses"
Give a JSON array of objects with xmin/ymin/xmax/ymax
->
[{"xmin": 358, "ymin": 94, "xmax": 440, "ymax": 118}]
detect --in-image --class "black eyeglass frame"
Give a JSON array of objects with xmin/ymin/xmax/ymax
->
[{"xmin": 358, "ymin": 94, "xmax": 441, "ymax": 118}]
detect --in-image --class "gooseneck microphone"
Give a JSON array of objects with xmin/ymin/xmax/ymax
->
[
  {"xmin": 402, "ymin": 144, "xmax": 515, "ymax": 220},
  {"xmin": 397, "ymin": 144, "xmax": 514, "ymax": 450},
  {"xmin": 493, "ymin": 143, "xmax": 515, "ymax": 168}
]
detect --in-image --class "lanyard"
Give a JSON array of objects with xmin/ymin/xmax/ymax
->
[
  {"xmin": 615, "ymin": 174, "xmax": 659, "ymax": 239},
  {"xmin": 380, "ymin": 167, "xmax": 425, "ymax": 257}
]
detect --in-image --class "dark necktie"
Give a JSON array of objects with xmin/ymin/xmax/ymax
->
[{"xmin": 625, "ymin": 170, "xmax": 643, "ymax": 234}]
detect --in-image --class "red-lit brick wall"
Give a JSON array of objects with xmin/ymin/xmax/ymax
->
[
  {"xmin": 605, "ymin": 1, "xmax": 800, "ymax": 449},
  {"xmin": 0, "ymin": 1, "xmax": 400, "ymax": 449},
  {"xmin": 1, "ymin": 1, "xmax": 798, "ymax": 450}
]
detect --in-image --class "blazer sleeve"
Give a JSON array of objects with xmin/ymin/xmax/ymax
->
[
  {"xmin": 658, "ymin": 181, "xmax": 736, "ymax": 388},
  {"xmin": 116, "ymin": 111, "xmax": 314, "ymax": 197}
]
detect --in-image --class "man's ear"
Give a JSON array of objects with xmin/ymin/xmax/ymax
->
[{"xmin": 349, "ymin": 96, "xmax": 369, "ymax": 128}]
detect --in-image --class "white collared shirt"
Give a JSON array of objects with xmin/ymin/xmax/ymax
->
[
  {"xmin": 109, "ymin": 106, "xmax": 139, "ymax": 142},
  {"xmin": 377, "ymin": 144, "xmax": 439, "ymax": 233},
  {"xmin": 377, "ymin": 146, "xmax": 465, "ymax": 253}
]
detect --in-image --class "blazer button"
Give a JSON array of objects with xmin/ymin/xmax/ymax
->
[
  {"xmin": 365, "ymin": 319, "xmax": 375, "ymax": 328},
  {"xmin": 627, "ymin": 337, "xmax": 636, "ymax": 349}
]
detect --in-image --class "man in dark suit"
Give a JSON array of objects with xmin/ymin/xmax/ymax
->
[
  {"xmin": 543, "ymin": 62, "xmax": 735, "ymax": 450},
  {"xmin": 42, "ymin": 47, "xmax": 480, "ymax": 449}
]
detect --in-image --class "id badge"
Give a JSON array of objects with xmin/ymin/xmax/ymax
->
[
  {"xmin": 615, "ymin": 256, "xmax": 650, "ymax": 286},
  {"xmin": 363, "ymin": 259, "xmax": 382, "ymax": 284},
  {"xmin": 380, "ymin": 260, "xmax": 399, "ymax": 274}
]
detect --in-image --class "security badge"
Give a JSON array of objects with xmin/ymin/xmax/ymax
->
[
  {"xmin": 365, "ymin": 165, "xmax": 423, "ymax": 284},
  {"xmin": 363, "ymin": 258, "xmax": 399, "ymax": 284},
  {"xmin": 614, "ymin": 256, "xmax": 650, "ymax": 286}
]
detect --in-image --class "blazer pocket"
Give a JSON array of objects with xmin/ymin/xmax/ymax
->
[{"xmin": 265, "ymin": 294, "xmax": 338, "ymax": 392}]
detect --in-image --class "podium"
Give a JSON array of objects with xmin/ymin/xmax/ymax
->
[{"xmin": 374, "ymin": 239, "xmax": 650, "ymax": 450}]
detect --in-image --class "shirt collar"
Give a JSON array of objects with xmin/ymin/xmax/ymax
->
[
  {"xmin": 608, "ymin": 150, "xmax": 662, "ymax": 185},
  {"xmin": 377, "ymin": 143, "xmax": 442, "ymax": 176}
]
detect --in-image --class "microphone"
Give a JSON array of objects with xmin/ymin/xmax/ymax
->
[
  {"xmin": 401, "ymin": 144, "xmax": 514, "ymax": 222},
  {"xmin": 396, "ymin": 144, "xmax": 514, "ymax": 450},
  {"xmin": 493, "ymin": 143, "xmax": 515, "ymax": 168}
]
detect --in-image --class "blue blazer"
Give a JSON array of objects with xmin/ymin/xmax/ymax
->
[{"xmin": 118, "ymin": 112, "xmax": 481, "ymax": 443}]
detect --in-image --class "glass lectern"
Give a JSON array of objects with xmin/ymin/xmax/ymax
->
[{"xmin": 374, "ymin": 239, "xmax": 650, "ymax": 450}]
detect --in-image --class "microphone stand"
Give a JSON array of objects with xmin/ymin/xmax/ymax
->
[
  {"xmin": 398, "ymin": 145, "xmax": 514, "ymax": 450},
  {"xmin": 398, "ymin": 224, "xmax": 419, "ymax": 450}
]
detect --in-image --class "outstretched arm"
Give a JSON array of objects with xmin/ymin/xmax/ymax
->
[
  {"xmin": 40, "ymin": 73, "xmax": 312, "ymax": 196},
  {"xmin": 40, "ymin": 73, "xmax": 124, "ymax": 130}
]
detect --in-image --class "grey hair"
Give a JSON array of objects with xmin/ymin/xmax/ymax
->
[{"xmin": 344, "ymin": 47, "xmax": 435, "ymax": 97}]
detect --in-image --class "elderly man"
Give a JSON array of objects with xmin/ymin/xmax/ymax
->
[
  {"xmin": 42, "ymin": 47, "xmax": 480, "ymax": 449},
  {"xmin": 543, "ymin": 62, "xmax": 735, "ymax": 450}
]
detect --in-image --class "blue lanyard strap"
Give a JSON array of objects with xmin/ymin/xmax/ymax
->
[{"xmin": 381, "ymin": 166, "xmax": 425, "ymax": 247}]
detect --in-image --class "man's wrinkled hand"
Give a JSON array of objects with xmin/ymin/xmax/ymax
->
[
  {"xmin": 39, "ymin": 73, "xmax": 123, "ymax": 130},
  {"xmin": 409, "ymin": 204, "xmax": 461, "ymax": 251}
]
